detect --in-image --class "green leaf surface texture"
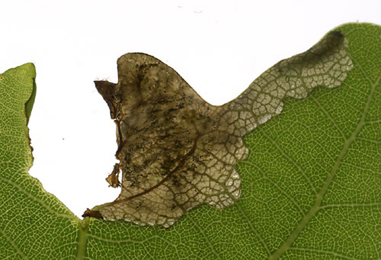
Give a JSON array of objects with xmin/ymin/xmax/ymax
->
[
  {"xmin": 1, "ymin": 23, "xmax": 381, "ymax": 259},
  {"xmin": 0, "ymin": 64, "xmax": 79, "ymax": 259}
]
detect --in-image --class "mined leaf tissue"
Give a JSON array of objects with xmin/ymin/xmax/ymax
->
[{"xmin": 84, "ymin": 31, "xmax": 352, "ymax": 227}]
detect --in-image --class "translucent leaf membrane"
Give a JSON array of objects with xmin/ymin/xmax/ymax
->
[{"xmin": 86, "ymin": 31, "xmax": 353, "ymax": 227}]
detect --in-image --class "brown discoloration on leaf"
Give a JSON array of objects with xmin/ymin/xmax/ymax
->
[
  {"xmin": 106, "ymin": 164, "xmax": 121, "ymax": 188},
  {"xmin": 82, "ymin": 208, "xmax": 103, "ymax": 219},
  {"xmin": 94, "ymin": 53, "xmax": 243, "ymax": 227},
  {"xmin": 94, "ymin": 80, "xmax": 119, "ymax": 119},
  {"xmin": 87, "ymin": 31, "xmax": 353, "ymax": 227}
]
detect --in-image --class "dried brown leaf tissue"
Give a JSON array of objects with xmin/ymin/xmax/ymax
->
[{"xmin": 83, "ymin": 31, "xmax": 353, "ymax": 228}]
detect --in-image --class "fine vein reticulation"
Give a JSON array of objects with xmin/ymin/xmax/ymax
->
[{"xmin": 84, "ymin": 31, "xmax": 353, "ymax": 228}]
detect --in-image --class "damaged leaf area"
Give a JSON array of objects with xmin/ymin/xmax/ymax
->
[{"xmin": 84, "ymin": 31, "xmax": 353, "ymax": 228}]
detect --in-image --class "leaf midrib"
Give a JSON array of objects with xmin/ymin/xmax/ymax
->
[{"xmin": 269, "ymin": 58, "xmax": 380, "ymax": 259}]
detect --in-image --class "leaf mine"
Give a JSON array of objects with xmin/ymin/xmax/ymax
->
[{"xmin": 84, "ymin": 31, "xmax": 353, "ymax": 228}]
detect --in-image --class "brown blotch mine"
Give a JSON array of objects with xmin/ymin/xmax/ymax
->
[{"xmin": 84, "ymin": 31, "xmax": 353, "ymax": 227}]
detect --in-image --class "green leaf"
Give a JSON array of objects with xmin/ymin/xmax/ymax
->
[
  {"xmin": 0, "ymin": 64, "xmax": 79, "ymax": 259},
  {"xmin": 2, "ymin": 23, "xmax": 381, "ymax": 259}
]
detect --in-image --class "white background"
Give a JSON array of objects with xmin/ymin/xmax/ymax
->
[{"xmin": 1, "ymin": 0, "xmax": 380, "ymax": 218}]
